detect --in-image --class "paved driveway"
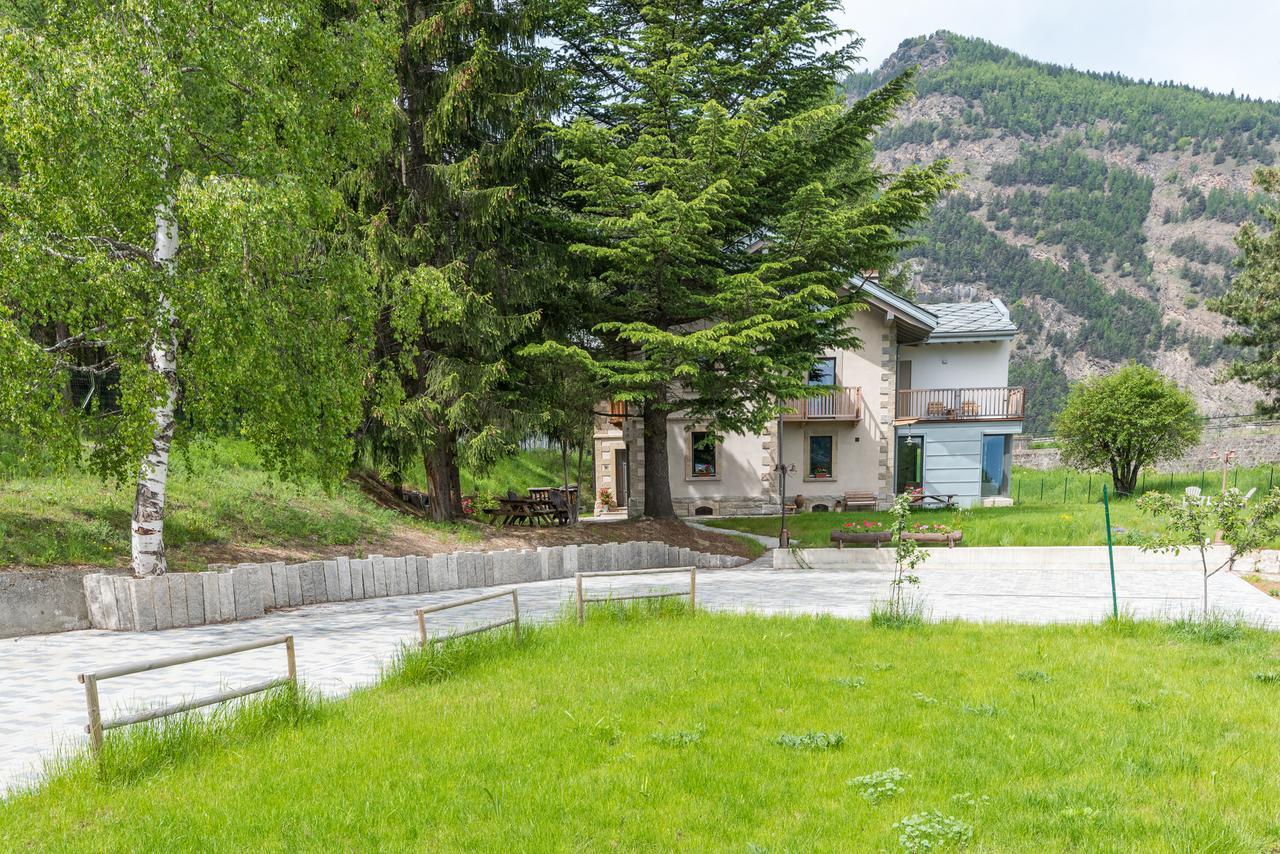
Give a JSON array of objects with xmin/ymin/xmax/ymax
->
[{"xmin": 3, "ymin": 564, "xmax": 1277, "ymax": 795}]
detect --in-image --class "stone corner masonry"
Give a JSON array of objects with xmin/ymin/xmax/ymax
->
[{"xmin": 83, "ymin": 541, "xmax": 751, "ymax": 632}]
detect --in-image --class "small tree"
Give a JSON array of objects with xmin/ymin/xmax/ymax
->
[
  {"xmin": 1054, "ymin": 364, "xmax": 1201, "ymax": 496},
  {"xmin": 1137, "ymin": 487, "xmax": 1280, "ymax": 613},
  {"xmin": 887, "ymin": 493, "xmax": 928, "ymax": 619}
]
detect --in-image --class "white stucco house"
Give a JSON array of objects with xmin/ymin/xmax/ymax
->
[{"xmin": 593, "ymin": 275, "xmax": 1024, "ymax": 516}]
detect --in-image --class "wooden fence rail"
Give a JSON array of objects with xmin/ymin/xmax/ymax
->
[
  {"xmin": 77, "ymin": 634, "xmax": 296, "ymax": 756},
  {"xmin": 415, "ymin": 588, "xmax": 521, "ymax": 646},
  {"xmin": 574, "ymin": 566, "xmax": 697, "ymax": 625}
]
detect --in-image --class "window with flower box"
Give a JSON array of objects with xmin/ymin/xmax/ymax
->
[
  {"xmin": 806, "ymin": 434, "xmax": 834, "ymax": 480},
  {"xmin": 690, "ymin": 431, "xmax": 718, "ymax": 479}
]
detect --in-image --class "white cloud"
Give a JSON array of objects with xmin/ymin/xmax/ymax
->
[{"xmin": 836, "ymin": 0, "xmax": 1280, "ymax": 101}]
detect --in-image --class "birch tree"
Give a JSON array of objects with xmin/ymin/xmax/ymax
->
[{"xmin": 0, "ymin": 1, "xmax": 395, "ymax": 575}]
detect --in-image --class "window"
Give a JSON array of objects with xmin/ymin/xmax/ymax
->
[
  {"xmin": 807, "ymin": 435, "xmax": 834, "ymax": 479},
  {"xmin": 808, "ymin": 357, "xmax": 836, "ymax": 386},
  {"xmin": 981, "ymin": 434, "xmax": 1011, "ymax": 497},
  {"xmin": 690, "ymin": 431, "xmax": 717, "ymax": 478},
  {"xmin": 895, "ymin": 434, "xmax": 924, "ymax": 493}
]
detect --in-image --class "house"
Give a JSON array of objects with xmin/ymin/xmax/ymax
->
[{"xmin": 593, "ymin": 276, "xmax": 1024, "ymax": 516}]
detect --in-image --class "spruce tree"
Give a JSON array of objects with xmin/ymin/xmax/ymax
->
[
  {"xmin": 1212, "ymin": 167, "xmax": 1280, "ymax": 412},
  {"xmin": 545, "ymin": 0, "xmax": 955, "ymax": 517},
  {"xmin": 357, "ymin": 0, "xmax": 562, "ymax": 520}
]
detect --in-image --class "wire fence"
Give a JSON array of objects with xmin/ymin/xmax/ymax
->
[{"xmin": 1011, "ymin": 463, "xmax": 1278, "ymax": 506}]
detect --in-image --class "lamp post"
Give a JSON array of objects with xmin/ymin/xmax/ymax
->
[{"xmin": 775, "ymin": 411, "xmax": 796, "ymax": 547}]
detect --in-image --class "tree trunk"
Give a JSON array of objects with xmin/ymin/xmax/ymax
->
[
  {"xmin": 425, "ymin": 431, "xmax": 460, "ymax": 522},
  {"xmin": 448, "ymin": 459, "xmax": 463, "ymax": 517},
  {"xmin": 1113, "ymin": 461, "xmax": 1139, "ymax": 496},
  {"xmin": 559, "ymin": 438, "xmax": 571, "ymax": 523},
  {"xmin": 573, "ymin": 440, "xmax": 585, "ymax": 524},
  {"xmin": 642, "ymin": 399, "xmax": 675, "ymax": 519},
  {"xmin": 130, "ymin": 200, "xmax": 180, "ymax": 578}
]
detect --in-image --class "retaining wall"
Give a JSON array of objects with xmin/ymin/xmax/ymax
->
[
  {"xmin": 83, "ymin": 541, "xmax": 750, "ymax": 632},
  {"xmin": 0, "ymin": 569, "xmax": 125, "ymax": 639},
  {"xmin": 1014, "ymin": 426, "xmax": 1280, "ymax": 472},
  {"xmin": 774, "ymin": 546, "xmax": 1280, "ymax": 574}
]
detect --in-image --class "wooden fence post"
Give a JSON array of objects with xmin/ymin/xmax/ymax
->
[
  {"xmin": 417, "ymin": 609, "xmax": 427, "ymax": 647},
  {"xmin": 689, "ymin": 566, "xmax": 697, "ymax": 613},
  {"xmin": 511, "ymin": 589, "xmax": 521, "ymax": 643},
  {"xmin": 575, "ymin": 572, "xmax": 584, "ymax": 625},
  {"xmin": 284, "ymin": 635, "xmax": 297, "ymax": 685},
  {"xmin": 79, "ymin": 673, "xmax": 103, "ymax": 756}
]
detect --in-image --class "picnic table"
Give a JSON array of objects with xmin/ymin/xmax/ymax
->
[
  {"xmin": 910, "ymin": 493, "xmax": 957, "ymax": 509},
  {"xmin": 491, "ymin": 497, "xmax": 557, "ymax": 527}
]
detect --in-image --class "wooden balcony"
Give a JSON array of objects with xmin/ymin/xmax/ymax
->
[
  {"xmin": 607, "ymin": 399, "xmax": 628, "ymax": 428},
  {"xmin": 782, "ymin": 386, "xmax": 862, "ymax": 422},
  {"xmin": 895, "ymin": 386, "xmax": 1025, "ymax": 423}
]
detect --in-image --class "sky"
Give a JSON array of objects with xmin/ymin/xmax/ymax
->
[{"xmin": 836, "ymin": 0, "xmax": 1280, "ymax": 102}]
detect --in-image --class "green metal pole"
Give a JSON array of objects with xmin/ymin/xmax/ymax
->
[{"xmin": 1104, "ymin": 484, "xmax": 1118, "ymax": 619}]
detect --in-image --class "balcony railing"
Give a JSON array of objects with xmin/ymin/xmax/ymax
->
[
  {"xmin": 895, "ymin": 386, "xmax": 1025, "ymax": 422},
  {"xmin": 783, "ymin": 386, "xmax": 862, "ymax": 421}
]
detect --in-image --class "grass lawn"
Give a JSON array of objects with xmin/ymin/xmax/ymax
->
[
  {"xmin": 0, "ymin": 439, "xmax": 477, "ymax": 570},
  {"xmin": 704, "ymin": 465, "xmax": 1280, "ymax": 549},
  {"xmin": 703, "ymin": 502, "xmax": 1160, "ymax": 549},
  {"xmin": 5, "ymin": 608, "xmax": 1280, "ymax": 850}
]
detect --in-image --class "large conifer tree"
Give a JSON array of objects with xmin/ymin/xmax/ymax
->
[
  {"xmin": 1212, "ymin": 167, "xmax": 1280, "ymax": 412},
  {"xmin": 358, "ymin": 0, "xmax": 561, "ymax": 520},
  {"xmin": 545, "ymin": 0, "xmax": 955, "ymax": 517}
]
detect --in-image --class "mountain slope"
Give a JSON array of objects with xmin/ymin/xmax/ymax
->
[{"xmin": 848, "ymin": 32, "xmax": 1279, "ymax": 432}]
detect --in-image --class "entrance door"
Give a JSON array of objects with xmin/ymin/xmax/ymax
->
[
  {"xmin": 615, "ymin": 448, "xmax": 629, "ymax": 507},
  {"xmin": 895, "ymin": 434, "xmax": 924, "ymax": 493}
]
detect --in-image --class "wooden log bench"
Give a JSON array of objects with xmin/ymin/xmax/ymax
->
[
  {"xmin": 831, "ymin": 529, "xmax": 964, "ymax": 548},
  {"xmin": 831, "ymin": 530, "xmax": 892, "ymax": 548},
  {"xmin": 903, "ymin": 530, "xmax": 963, "ymax": 548}
]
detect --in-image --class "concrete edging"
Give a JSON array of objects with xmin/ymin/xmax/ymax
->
[
  {"xmin": 773, "ymin": 545, "xmax": 1280, "ymax": 572},
  {"xmin": 82, "ymin": 541, "xmax": 751, "ymax": 632}
]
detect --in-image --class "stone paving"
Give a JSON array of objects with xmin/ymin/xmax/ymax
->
[{"xmin": 4, "ymin": 562, "xmax": 1279, "ymax": 795}]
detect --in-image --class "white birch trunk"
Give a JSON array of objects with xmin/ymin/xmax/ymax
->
[{"xmin": 130, "ymin": 199, "xmax": 179, "ymax": 578}]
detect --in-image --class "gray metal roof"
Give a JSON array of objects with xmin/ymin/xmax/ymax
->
[{"xmin": 919, "ymin": 299, "xmax": 1017, "ymax": 340}]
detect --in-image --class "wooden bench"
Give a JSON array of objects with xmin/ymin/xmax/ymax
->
[{"xmin": 842, "ymin": 491, "xmax": 878, "ymax": 511}]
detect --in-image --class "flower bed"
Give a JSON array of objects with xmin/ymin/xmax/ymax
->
[{"xmin": 830, "ymin": 520, "xmax": 963, "ymax": 549}]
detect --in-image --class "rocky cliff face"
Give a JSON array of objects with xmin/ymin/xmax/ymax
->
[{"xmin": 851, "ymin": 32, "xmax": 1278, "ymax": 430}]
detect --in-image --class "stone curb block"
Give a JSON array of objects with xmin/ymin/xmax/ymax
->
[{"xmin": 82, "ymin": 540, "xmax": 745, "ymax": 631}]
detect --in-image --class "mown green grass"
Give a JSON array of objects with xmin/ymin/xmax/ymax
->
[
  {"xmin": 5, "ymin": 608, "xmax": 1280, "ymax": 850},
  {"xmin": 0, "ymin": 439, "xmax": 475, "ymax": 570},
  {"xmin": 705, "ymin": 502, "xmax": 1159, "ymax": 549},
  {"xmin": 706, "ymin": 465, "xmax": 1280, "ymax": 549}
]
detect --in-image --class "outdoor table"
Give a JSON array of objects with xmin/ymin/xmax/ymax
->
[{"xmin": 491, "ymin": 497, "xmax": 557, "ymax": 527}]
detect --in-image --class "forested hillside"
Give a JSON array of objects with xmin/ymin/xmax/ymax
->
[{"xmin": 847, "ymin": 32, "xmax": 1279, "ymax": 432}]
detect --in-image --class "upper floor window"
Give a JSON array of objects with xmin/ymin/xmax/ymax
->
[
  {"xmin": 808, "ymin": 357, "xmax": 836, "ymax": 386},
  {"xmin": 691, "ymin": 431, "xmax": 717, "ymax": 478}
]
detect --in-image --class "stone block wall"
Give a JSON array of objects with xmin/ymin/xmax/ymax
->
[{"xmin": 83, "ymin": 541, "xmax": 751, "ymax": 632}]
